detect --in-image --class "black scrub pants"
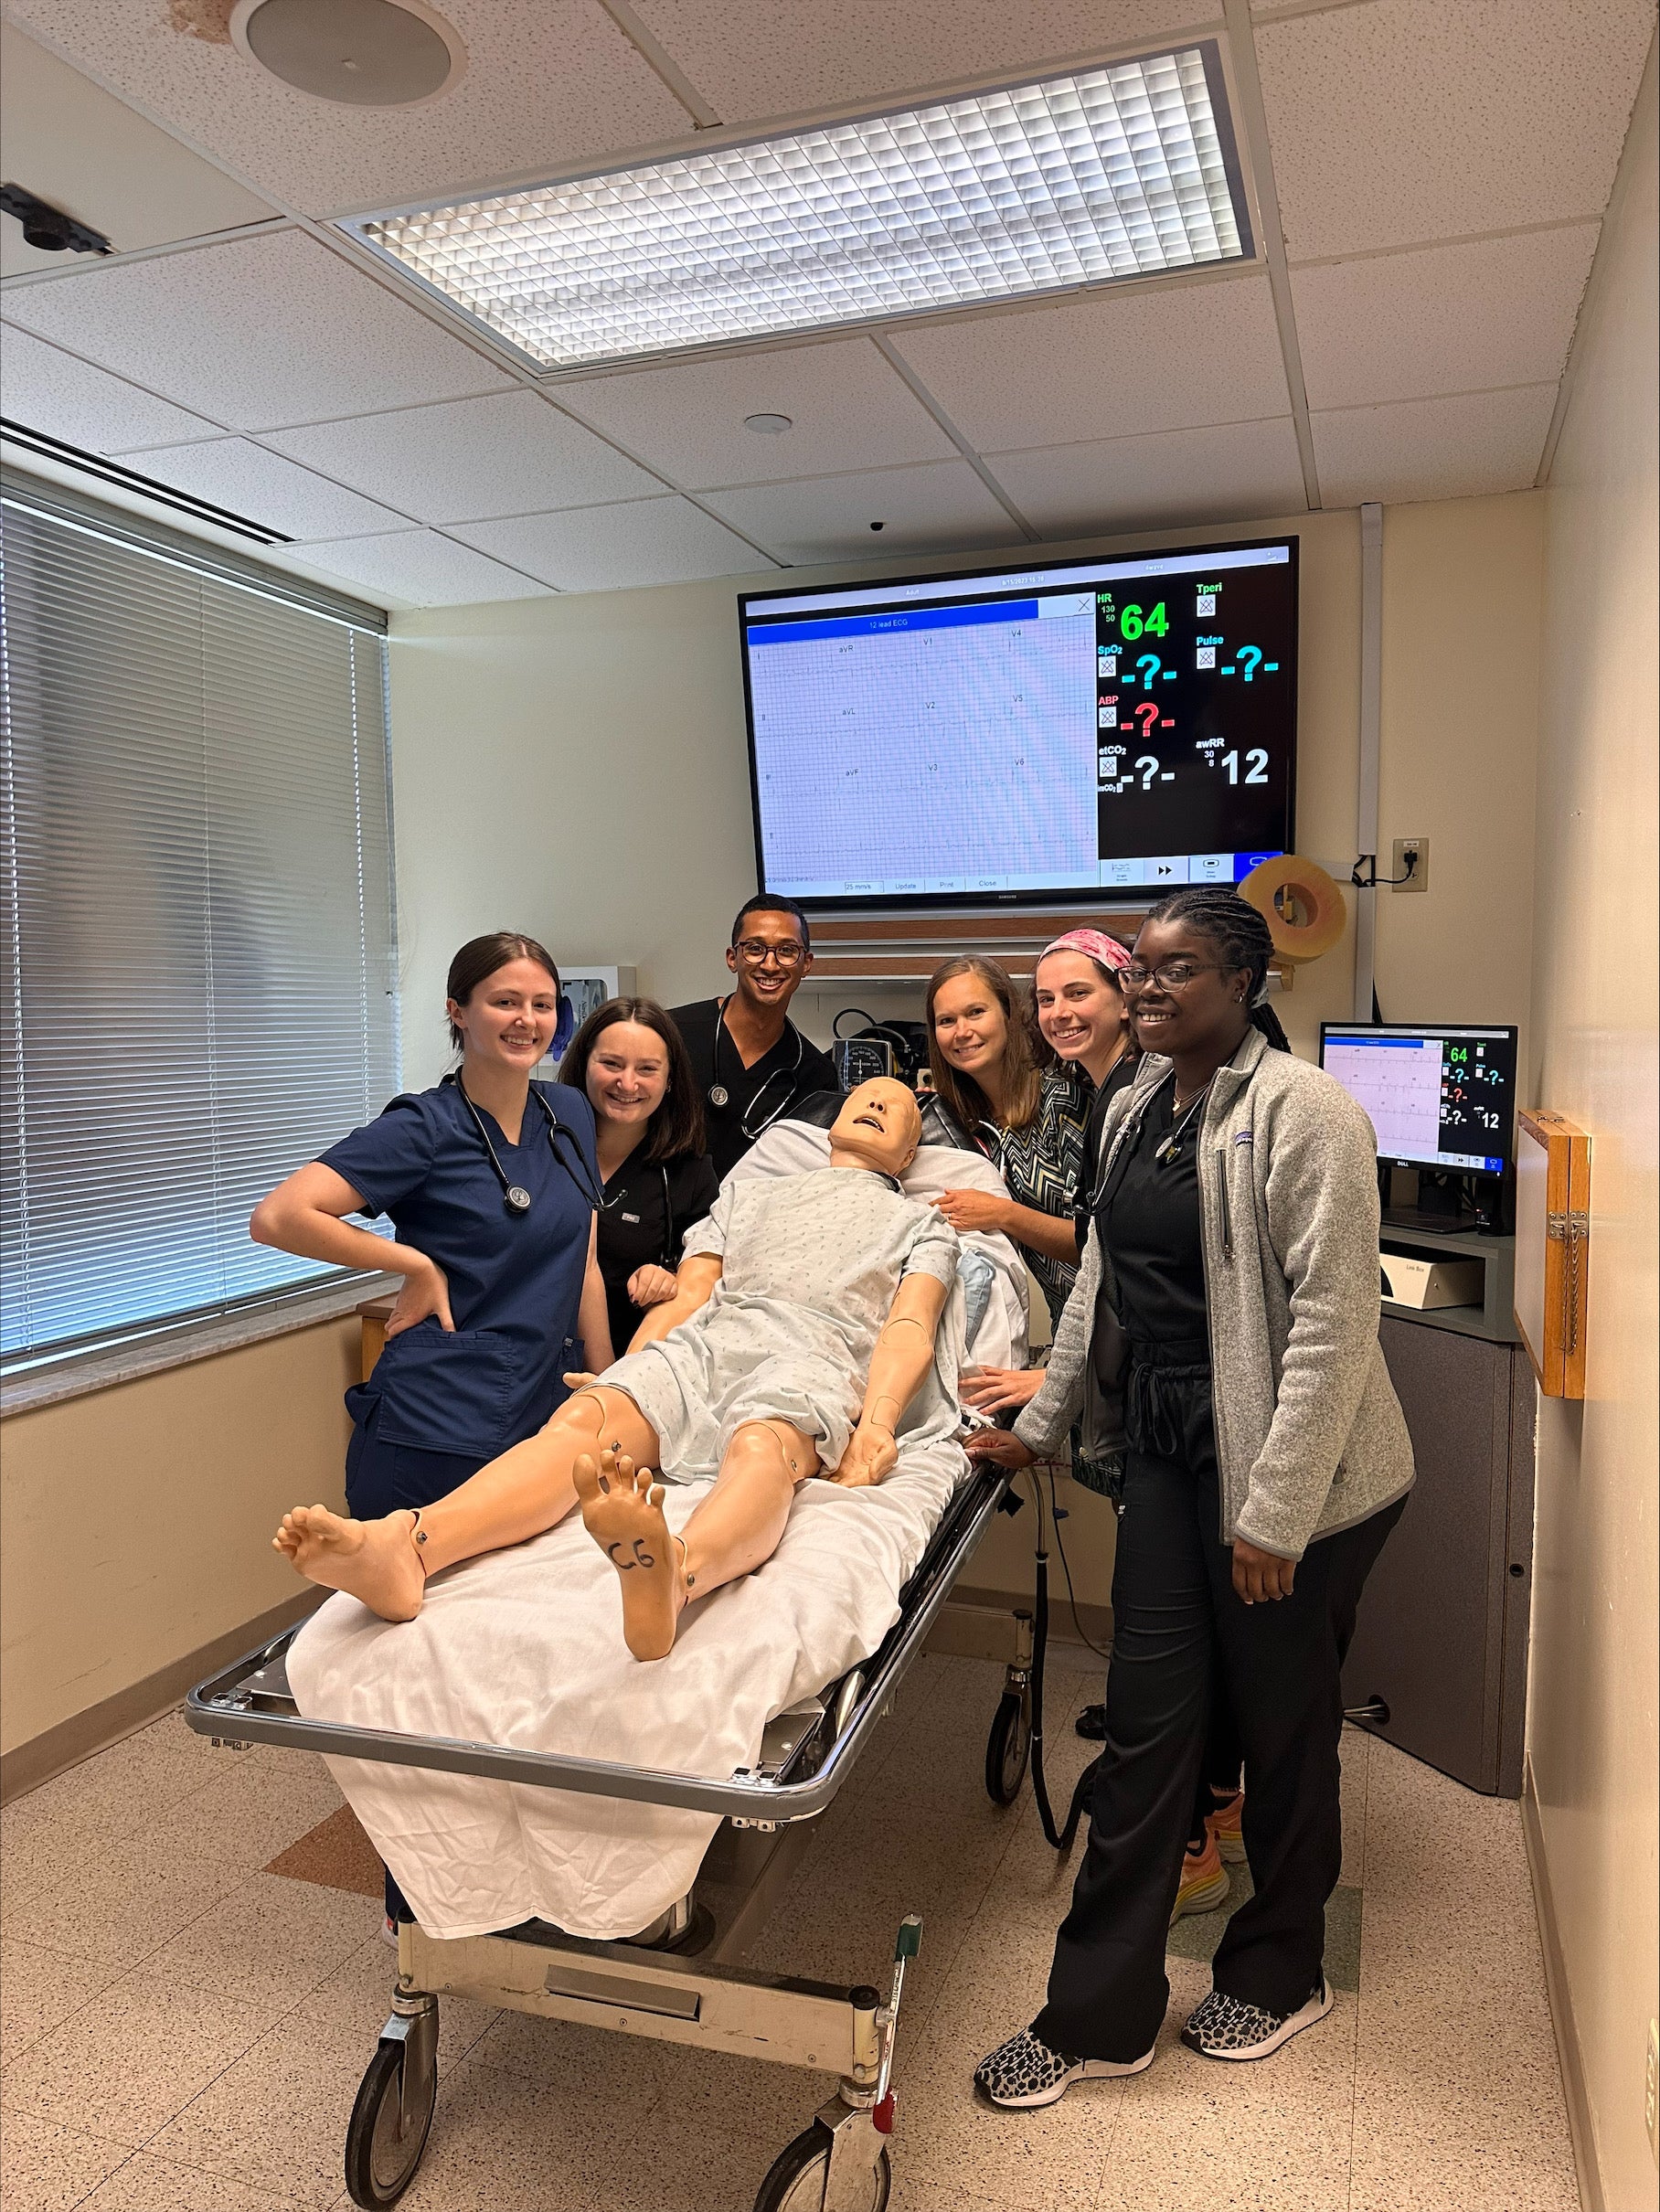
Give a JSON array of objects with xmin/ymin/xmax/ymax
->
[{"xmin": 1033, "ymin": 1352, "xmax": 1404, "ymax": 2063}]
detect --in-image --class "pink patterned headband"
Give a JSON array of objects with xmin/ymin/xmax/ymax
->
[{"xmin": 1038, "ymin": 927, "xmax": 1133, "ymax": 976}]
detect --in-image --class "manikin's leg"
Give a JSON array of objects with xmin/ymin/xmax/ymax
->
[
  {"xmin": 574, "ymin": 1419, "xmax": 819, "ymax": 1661},
  {"xmin": 273, "ymin": 1387, "xmax": 662, "ymax": 1622}
]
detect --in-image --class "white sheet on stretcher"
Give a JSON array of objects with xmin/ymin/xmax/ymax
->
[{"xmin": 288, "ymin": 1127, "xmax": 1028, "ymax": 1942}]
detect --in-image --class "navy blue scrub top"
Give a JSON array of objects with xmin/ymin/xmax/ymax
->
[{"xmin": 322, "ymin": 1079, "xmax": 600, "ymax": 1462}]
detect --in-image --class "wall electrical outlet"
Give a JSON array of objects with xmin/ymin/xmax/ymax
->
[
  {"xmin": 1646, "ymin": 2017, "xmax": 1658, "ymax": 2166},
  {"xmin": 1391, "ymin": 835, "xmax": 1429, "ymax": 892}
]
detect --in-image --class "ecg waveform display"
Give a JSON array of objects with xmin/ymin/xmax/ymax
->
[
  {"xmin": 1320, "ymin": 1027, "xmax": 1518, "ymax": 1175},
  {"xmin": 740, "ymin": 539, "xmax": 1297, "ymax": 910}
]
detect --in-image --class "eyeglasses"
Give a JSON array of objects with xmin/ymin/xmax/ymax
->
[
  {"xmin": 733, "ymin": 938, "xmax": 807, "ymax": 968},
  {"xmin": 1119, "ymin": 959, "xmax": 1227, "ymax": 992}
]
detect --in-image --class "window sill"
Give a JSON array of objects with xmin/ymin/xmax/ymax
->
[{"xmin": 0, "ymin": 1274, "xmax": 400, "ymax": 1419}]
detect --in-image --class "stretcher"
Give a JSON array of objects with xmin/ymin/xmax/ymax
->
[{"xmin": 187, "ymin": 1453, "xmax": 1039, "ymax": 2211}]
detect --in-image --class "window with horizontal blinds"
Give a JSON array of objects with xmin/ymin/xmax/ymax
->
[{"xmin": 0, "ymin": 489, "xmax": 399, "ymax": 1363}]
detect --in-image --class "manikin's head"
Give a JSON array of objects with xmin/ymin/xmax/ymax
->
[{"xmin": 828, "ymin": 1079, "xmax": 923, "ymax": 1178}]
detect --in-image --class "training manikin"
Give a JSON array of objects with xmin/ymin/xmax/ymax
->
[{"xmin": 275, "ymin": 1079, "xmax": 959, "ymax": 1660}]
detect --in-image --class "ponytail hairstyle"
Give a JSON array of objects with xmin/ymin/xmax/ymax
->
[
  {"xmin": 445, "ymin": 931, "xmax": 559, "ymax": 1050},
  {"xmin": 1141, "ymin": 888, "xmax": 1292, "ymax": 1052}
]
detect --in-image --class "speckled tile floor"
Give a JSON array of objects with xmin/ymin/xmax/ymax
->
[{"xmin": 0, "ymin": 1656, "xmax": 1580, "ymax": 2211}]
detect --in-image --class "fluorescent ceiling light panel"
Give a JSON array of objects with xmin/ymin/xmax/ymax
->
[{"xmin": 347, "ymin": 47, "xmax": 1251, "ymax": 372}]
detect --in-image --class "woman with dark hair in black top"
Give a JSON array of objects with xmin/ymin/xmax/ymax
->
[{"xmin": 561, "ymin": 999, "xmax": 719, "ymax": 1362}]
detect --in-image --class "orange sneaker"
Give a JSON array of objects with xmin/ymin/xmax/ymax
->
[
  {"xmin": 1171, "ymin": 1830, "xmax": 1230, "ymax": 1921},
  {"xmin": 1207, "ymin": 1787, "xmax": 1247, "ymax": 1866}
]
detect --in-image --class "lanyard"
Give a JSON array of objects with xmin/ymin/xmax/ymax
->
[{"xmin": 446, "ymin": 1075, "xmax": 603, "ymax": 1215}]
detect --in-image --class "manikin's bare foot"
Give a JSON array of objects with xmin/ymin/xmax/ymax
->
[
  {"xmin": 272, "ymin": 1505, "xmax": 425, "ymax": 1623},
  {"xmin": 573, "ymin": 1449, "xmax": 686, "ymax": 1661}
]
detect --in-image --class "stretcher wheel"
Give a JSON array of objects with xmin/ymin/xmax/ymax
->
[
  {"xmin": 753, "ymin": 2121, "xmax": 891, "ymax": 2211},
  {"xmin": 345, "ymin": 2028, "xmax": 437, "ymax": 2207},
  {"xmin": 984, "ymin": 1687, "xmax": 1032, "ymax": 1806}
]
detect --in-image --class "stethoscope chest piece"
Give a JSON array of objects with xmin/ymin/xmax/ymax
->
[
  {"xmin": 708, "ymin": 1083, "xmax": 730, "ymax": 1109},
  {"xmin": 505, "ymin": 1183, "xmax": 533, "ymax": 1215}
]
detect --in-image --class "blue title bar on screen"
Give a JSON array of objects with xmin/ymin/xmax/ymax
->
[{"xmin": 748, "ymin": 600, "xmax": 1040, "ymax": 646}]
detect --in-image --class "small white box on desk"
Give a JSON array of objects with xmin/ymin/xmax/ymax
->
[{"xmin": 1380, "ymin": 1251, "xmax": 1484, "ymax": 1310}]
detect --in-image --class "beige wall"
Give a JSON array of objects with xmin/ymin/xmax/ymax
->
[
  {"xmin": 385, "ymin": 492, "xmax": 1547, "ymax": 1614},
  {"xmin": 1526, "ymin": 50, "xmax": 1659, "ymax": 2212},
  {"xmin": 0, "ymin": 1319, "xmax": 357, "ymax": 1757},
  {"xmin": 388, "ymin": 498, "xmax": 1542, "ymax": 1086}
]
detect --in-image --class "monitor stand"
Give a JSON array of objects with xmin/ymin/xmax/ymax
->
[{"xmin": 1381, "ymin": 1207, "xmax": 1474, "ymax": 1238}]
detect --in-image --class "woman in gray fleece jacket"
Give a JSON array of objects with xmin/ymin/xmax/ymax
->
[{"xmin": 970, "ymin": 888, "xmax": 1414, "ymax": 2106}]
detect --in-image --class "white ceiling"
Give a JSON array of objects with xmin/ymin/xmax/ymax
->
[{"xmin": 0, "ymin": 0, "xmax": 1654, "ymax": 608}]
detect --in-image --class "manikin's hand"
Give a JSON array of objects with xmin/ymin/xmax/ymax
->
[
  {"xmin": 963, "ymin": 1428, "xmax": 1036, "ymax": 1470},
  {"xmin": 627, "ymin": 1264, "xmax": 680, "ymax": 1309},
  {"xmin": 386, "ymin": 1256, "xmax": 453, "ymax": 1339},
  {"xmin": 562, "ymin": 1372, "xmax": 599, "ymax": 1392},
  {"xmin": 960, "ymin": 1364, "xmax": 1046, "ymax": 1413},
  {"xmin": 931, "ymin": 1187, "xmax": 1009, "ymax": 1236},
  {"xmin": 832, "ymin": 1421, "xmax": 899, "ymax": 1488},
  {"xmin": 1232, "ymin": 1537, "xmax": 1296, "ymax": 1604}
]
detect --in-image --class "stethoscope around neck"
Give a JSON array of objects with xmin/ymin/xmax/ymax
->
[
  {"xmin": 443, "ymin": 1071, "xmax": 603, "ymax": 1215},
  {"xmin": 708, "ymin": 996, "xmax": 805, "ymax": 1140}
]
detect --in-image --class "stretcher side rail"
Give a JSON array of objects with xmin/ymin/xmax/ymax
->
[{"xmin": 185, "ymin": 1459, "xmax": 1011, "ymax": 1824}]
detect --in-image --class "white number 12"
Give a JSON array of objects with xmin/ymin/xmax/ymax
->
[{"xmin": 1222, "ymin": 749, "xmax": 1270, "ymax": 784}]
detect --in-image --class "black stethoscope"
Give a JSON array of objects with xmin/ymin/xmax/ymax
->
[
  {"xmin": 444, "ymin": 1073, "xmax": 604, "ymax": 1216},
  {"xmin": 708, "ymin": 997, "xmax": 805, "ymax": 1140}
]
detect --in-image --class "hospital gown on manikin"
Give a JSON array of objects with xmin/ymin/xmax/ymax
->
[{"xmin": 601, "ymin": 1166, "xmax": 961, "ymax": 1480}]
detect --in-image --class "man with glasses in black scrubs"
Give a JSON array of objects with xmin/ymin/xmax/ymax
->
[{"xmin": 669, "ymin": 896, "xmax": 838, "ymax": 1181}]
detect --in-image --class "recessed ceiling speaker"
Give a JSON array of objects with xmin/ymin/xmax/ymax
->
[{"xmin": 230, "ymin": 0, "xmax": 464, "ymax": 107}]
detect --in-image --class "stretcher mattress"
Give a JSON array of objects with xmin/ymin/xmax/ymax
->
[{"xmin": 288, "ymin": 1124, "xmax": 1028, "ymax": 1943}]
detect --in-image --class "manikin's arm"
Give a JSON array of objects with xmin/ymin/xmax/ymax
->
[
  {"xmin": 627, "ymin": 1251, "xmax": 723, "ymax": 1351},
  {"xmin": 833, "ymin": 1271, "xmax": 950, "ymax": 1488}
]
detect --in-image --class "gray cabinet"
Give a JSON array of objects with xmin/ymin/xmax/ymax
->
[{"xmin": 1340, "ymin": 1309, "xmax": 1536, "ymax": 1797}]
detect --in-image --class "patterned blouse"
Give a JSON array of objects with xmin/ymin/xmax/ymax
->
[{"xmin": 984, "ymin": 1066, "xmax": 1092, "ymax": 1327}]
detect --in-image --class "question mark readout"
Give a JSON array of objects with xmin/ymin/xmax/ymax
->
[
  {"xmin": 1133, "ymin": 700, "xmax": 1160, "ymax": 743},
  {"xmin": 1135, "ymin": 755, "xmax": 1159, "ymax": 791},
  {"xmin": 1236, "ymin": 645, "xmax": 1263, "ymax": 682},
  {"xmin": 1134, "ymin": 653, "xmax": 1160, "ymax": 688}
]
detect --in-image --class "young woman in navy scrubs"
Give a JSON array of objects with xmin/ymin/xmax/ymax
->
[
  {"xmin": 251, "ymin": 931, "xmax": 612, "ymax": 1520},
  {"xmin": 559, "ymin": 997, "xmax": 719, "ymax": 1364}
]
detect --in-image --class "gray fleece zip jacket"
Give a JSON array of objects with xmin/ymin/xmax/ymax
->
[{"xmin": 1013, "ymin": 1029, "xmax": 1414, "ymax": 1558}]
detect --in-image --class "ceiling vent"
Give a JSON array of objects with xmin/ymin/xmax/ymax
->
[{"xmin": 230, "ymin": 0, "xmax": 464, "ymax": 107}]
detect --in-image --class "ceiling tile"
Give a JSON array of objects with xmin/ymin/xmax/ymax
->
[
  {"xmin": 452, "ymin": 498, "xmax": 771, "ymax": 591},
  {"xmin": 554, "ymin": 339, "xmax": 957, "ymax": 489},
  {"xmin": 287, "ymin": 529, "xmax": 552, "ymax": 610},
  {"xmin": 988, "ymin": 417, "xmax": 1304, "ymax": 536},
  {"xmin": 1259, "ymin": 0, "xmax": 1657, "ymax": 259},
  {"xmin": 0, "ymin": 21, "xmax": 277, "ymax": 277},
  {"xmin": 6, "ymin": 1, "xmax": 688, "ymax": 219},
  {"xmin": 1293, "ymin": 227, "xmax": 1600, "ymax": 410},
  {"xmin": 633, "ymin": 0, "xmax": 1215, "ymax": 123},
  {"xmin": 261, "ymin": 391, "xmax": 661, "ymax": 525},
  {"xmin": 107, "ymin": 436, "xmax": 410, "ymax": 541},
  {"xmin": 1312, "ymin": 385, "xmax": 1558, "ymax": 506},
  {"xmin": 888, "ymin": 277, "xmax": 1288, "ymax": 451},
  {"xmin": 700, "ymin": 461, "xmax": 1025, "ymax": 564},
  {"xmin": 0, "ymin": 324, "xmax": 223, "ymax": 451},
  {"xmin": 3, "ymin": 229, "xmax": 515, "ymax": 432}
]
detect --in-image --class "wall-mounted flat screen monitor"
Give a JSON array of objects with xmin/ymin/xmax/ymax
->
[
  {"xmin": 1319, "ymin": 1023, "xmax": 1520, "ymax": 1175},
  {"xmin": 739, "ymin": 536, "xmax": 1297, "ymax": 912}
]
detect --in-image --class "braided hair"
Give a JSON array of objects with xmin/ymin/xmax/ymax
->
[{"xmin": 1142, "ymin": 887, "xmax": 1292, "ymax": 1052}]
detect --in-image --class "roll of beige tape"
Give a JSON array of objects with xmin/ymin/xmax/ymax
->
[{"xmin": 1239, "ymin": 854, "xmax": 1346, "ymax": 964}]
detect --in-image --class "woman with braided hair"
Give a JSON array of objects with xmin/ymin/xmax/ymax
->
[{"xmin": 967, "ymin": 887, "xmax": 1414, "ymax": 2099}]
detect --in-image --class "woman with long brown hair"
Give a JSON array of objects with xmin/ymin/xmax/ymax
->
[{"xmin": 560, "ymin": 997, "xmax": 719, "ymax": 1362}]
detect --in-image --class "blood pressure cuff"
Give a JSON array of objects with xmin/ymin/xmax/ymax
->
[{"xmin": 348, "ymin": 1318, "xmax": 521, "ymax": 1459}]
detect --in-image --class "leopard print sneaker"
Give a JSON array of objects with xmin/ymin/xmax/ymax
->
[
  {"xmin": 974, "ymin": 2024, "xmax": 1155, "ymax": 2109},
  {"xmin": 1181, "ymin": 1978, "xmax": 1333, "ymax": 2061}
]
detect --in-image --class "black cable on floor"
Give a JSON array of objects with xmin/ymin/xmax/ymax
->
[{"xmin": 1024, "ymin": 1465, "xmax": 1100, "ymax": 1856}]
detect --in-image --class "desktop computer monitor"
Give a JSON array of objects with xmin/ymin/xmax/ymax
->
[{"xmin": 1318, "ymin": 1022, "xmax": 1518, "ymax": 1176}]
